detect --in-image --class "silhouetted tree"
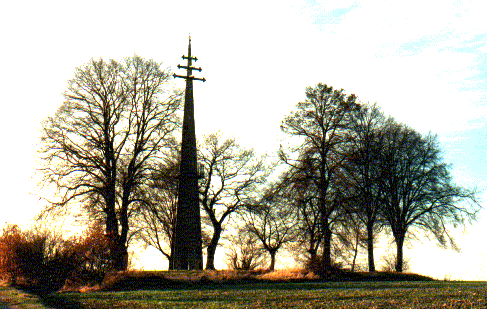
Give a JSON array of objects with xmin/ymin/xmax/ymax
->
[
  {"xmin": 280, "ymin": 83, "xmax": 360, "ymax": 271},
  {"xmin": 243, "ymin": 182, "xmax": 297, "ymax": 271},
  {"xmin": 225, "ymin": 230, "xmax": 265, "ymax": 271},
  {"xmin": 332, "ymin": 212, "xmax": 367, "ymax": 272},
  {"xmin": 136, "ymin": 148, "xmax": 179, "ymax": 267},
  {"xmin": 287, "ymin": 166, "xmax": 322, "ymax": 264},
  {"xmin": 38, "ymin": 55, "xmax": 180, "ymax": 270},
  {"xmin": 342, "ymin": 104, "xmax": 387, "ymax": 271},
  {"xmin": 199, "ymin": 132, "xmax": 268, "ymax": 270},
  {"xmin": 378, "ymin": 122, "xmax": 479, "ymax": 272}
]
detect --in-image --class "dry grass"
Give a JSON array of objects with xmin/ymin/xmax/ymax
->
[
  {"xmin": 59, "ymin": 269, "xmax": 433, "ymax": 293},
  {"xmin": 256, "ymin": 268, "xmax": 319, "ymax": 281}
]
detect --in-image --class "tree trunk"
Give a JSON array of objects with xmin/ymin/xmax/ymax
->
[
  {"xmin": 366, "ymin": 223, "xmax": 375, "ymax": 272},
  {"xmin": 268, "ymin": 250, "xmax": 276, "ymax": 271},
  {"xmin": 308, "ymin": 247, "xmax": 317, "ymax": 262},
  {"xmin": 395, "ymin": 234, "xmax": 405, "ymax": 272},
  {"xmin": 351, "ymin": 231, "xmax": 359, "ymax": 272},
  {"xmin": 205, "ymin": 224, "xmax": 222, "ymax": 270},
  {"xmin": 112, "ymin": 190, "xmax": 130, "ymax": 272},
  {"xmin": 112, "ymin": 241, "xmax": 128, "ymax": 271},
  {"xmin": 105, "ymin": 209, "xmax": 127, "ymax": 271},
  {"xmin": 322, "ymin": 225, "xmax": 332, "ymax": 271}
]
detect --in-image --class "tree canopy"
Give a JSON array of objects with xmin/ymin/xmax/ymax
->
[{"xmin": 38, "ymin": 55, "xmax": 181, "ymax": 270}]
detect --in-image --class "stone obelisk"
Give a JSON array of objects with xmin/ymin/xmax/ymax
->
[{"xmin": 171, "ymin": 36, "xmax": 205, "ymax": 270}]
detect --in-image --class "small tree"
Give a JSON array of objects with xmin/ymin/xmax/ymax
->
[
  {"xmin": 225, "ymin": 230, "xmax": 265, "ymax": 271},
  {"xmin": 199, "ymin": 132, "xmax": 268, "ymax": 270},
  {"xmin": 243, "ymin": 182, "xmax": 297, "ymax": 271},
  {"xmin": 136, "ymin": 149, "xmax": 179, "ymax": 267},
  {"xmin": 333, "ymin": 213, "xmax": 368, "ymax": 272}
]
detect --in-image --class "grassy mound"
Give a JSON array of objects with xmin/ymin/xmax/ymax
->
[{"xmin": 88, "ymin": 269, "xmax": 433, "ymax": 292}]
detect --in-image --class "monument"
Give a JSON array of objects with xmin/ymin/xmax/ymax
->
[{"xmin": 171, "ymin": 36, "xmax": 205, "ymax": 270}]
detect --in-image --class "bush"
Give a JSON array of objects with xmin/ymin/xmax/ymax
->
[
  {"xmin": 225, "ymin": 232, "xmax": 265, "ymax": 271},
  {"xmin": 0, "ymin": 222, "xmax": 113, "ymax": 293},
  {"xmin": 304, "ymin": 254, "xmax": 344, "ymax": 276},
  {"xmin": 0, "ymin": 224, "xmax": 24, "ymax": 282},
  {"xmin": 0, "ymin": 224, "xmax": 82, "ymax": 292},
  {"xmin": 380, "ymin": 251, "xmax": 411, "ymax": 272},
  {"xmin": 69, "ymin": 223, "xmax": 112, "ymax": 285}
]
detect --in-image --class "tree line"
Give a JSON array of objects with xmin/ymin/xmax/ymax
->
[{"xmin": 36, "ymin": 55, "xmax": 480, "ymax": 274}]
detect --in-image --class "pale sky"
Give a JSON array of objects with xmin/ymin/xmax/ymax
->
[{"xmin": 0, "ymin": 0, "xmax": 486, "ymax": 280}]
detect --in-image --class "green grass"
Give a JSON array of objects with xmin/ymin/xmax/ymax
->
[
  {"xmin": 30, "ymin": 281, "xmax": 487, "ymax": 309},
  {"xmin": 0, "ymin": 285, "xmax": 53, "ymax": 309}
]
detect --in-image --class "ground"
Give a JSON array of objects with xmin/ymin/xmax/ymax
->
[{"xmin": 0, "ymin": 271, "xmax": 486, "ymax": 308}]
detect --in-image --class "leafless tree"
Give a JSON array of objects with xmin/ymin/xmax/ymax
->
[
  {"xmin": 199, "ymin": 132, "xmax": 268, "ymax": 270},
  {"xmin": 225, "ymin": 230, "xmax": 265, "ymax": 271},
  {"xmin": 332, "ymin": 211, "xmax": 368, "ymax": 272},
  {"xmin": 242, "ymin": 182, "xmax": 297, "ymax": 271},
  {"xmin": 280, "ymin": 83, "xmax": 360, "ymax": 271},
  {"xmin": 290, "ymin": 171, "xmax": 322, "ymax": 264},
  {"xmin": 136, "ymin": 148, "xmax": 179, "ymax": 267},
  {"xmin": 38, "ymin": 55, "xmax": 181, "ymax": 270},
  {"xmin": 378, "ymin": 121, "xmax": 480, "ymax": 272},
  {"xmin": 341, "ymin": 104, "xmax": 387, "ymax": 271}
]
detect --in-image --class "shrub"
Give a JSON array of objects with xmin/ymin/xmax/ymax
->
[
  {"xmin": 0, "ymin": 224, "xmax": 24, "ymax": 283},
  {"xmin": 225, "ymin": 232, "xmax": 265, "ymax": 271},
  {"xmin": 0, "ymin": 224, "xmax": 82, "ymax": 292},
  {"xmin": 380, "ymin": 251, "xmax": 411, "ymax": 272},
  {"xmin": 0, "ymin": 222, "xmax": 113, "ymax": 293},
  {"xmin": 304, "ymin": 254, "xmax": 344, "ymax": 276},
  {"xmin": 69, "ymin": 223, "xmax": 112, "ymax": 285}
]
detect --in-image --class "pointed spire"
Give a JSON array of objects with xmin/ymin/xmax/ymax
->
[
  {"xmin": 188, "ymin": 35, "xmax": 192, "ymax": 65},
  {"xmin": 171, "ymin": 36, "xmax": 205, "ymax": 270}
]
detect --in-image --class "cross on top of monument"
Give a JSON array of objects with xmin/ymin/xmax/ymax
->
[{"xmin": 173, "ymin": 36, "xmax": 206, "ymax": 82}]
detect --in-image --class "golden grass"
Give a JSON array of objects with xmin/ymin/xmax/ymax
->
[
  {"xmin": 60, "ymin": 268, "xmax": 433, "ymax": 293},
  {"xmin": 256, "ymin": 268, "xmax": 319, "ymax": 281}
]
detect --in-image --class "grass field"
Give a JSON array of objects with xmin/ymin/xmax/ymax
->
[{"xmin": 2, "ymin": 281, "xmax": 487, "ymax": 309}]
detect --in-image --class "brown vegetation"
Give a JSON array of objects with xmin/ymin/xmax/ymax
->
[
  {"xmin": 61, "ymin": 269, "xmax": 433, "ymax": 292},
  {"xmin": 0, "ymin": 223, "xmax": 112, "ymax": 294}
]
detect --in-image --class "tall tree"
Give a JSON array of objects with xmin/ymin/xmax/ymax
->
[
  {"xmin": 280, "ymin": 83, "xmax": 360, "ymax": 271},
  {"xmin": 38, "ymin": 55, "xmax": 180, "ymax": 270},
  {"xmin": 199, "ymin": 132, "xmax": 267, "ymax": 270},
  {"xmin": 342, "ymin": 104, "xmax": 387, "ymax": 271},
  {"xmin": 378, "ymin": 122, "xmax": 479, "ymax": 272}
]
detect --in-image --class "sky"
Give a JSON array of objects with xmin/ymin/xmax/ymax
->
[{"xmin": 0, "ymin": 0, "xmax": 486, "ymax": 279}]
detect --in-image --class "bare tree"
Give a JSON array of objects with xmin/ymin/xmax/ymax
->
[
  {"xmin": 225, "ymin": 230, "xmax": 265, "ymax": 271},
  {"xmin": 243, "ymin": 183, "xmax": 297, "ymax": 271},
  {"xmin": 38, "ymin": 55, "xmax": 180, "ymax": 270},
  {"xmin": 341, "ymin": 104, "xmax": 387, "ymax": 271},
  {"xmin": 199, "ymin": 132, "xmax": 268, "ymax": 270},
  {"xmin": 280, "ymin": 83, "xmax": 360, "ymax": 271},
  {"xmin": 290, "ymin": 170, "xmax": 322, "ymax": 264},
  {"xmin": 136, "ymin": 148, "xmax": 179, "ymax": 267},
  {"xmin": 378, "ymin": 121, "xmax": 480, "ymax": 272},
  {"xmin": 331, "ymin": 211, "xmax": 368, "ymax": 272}
]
